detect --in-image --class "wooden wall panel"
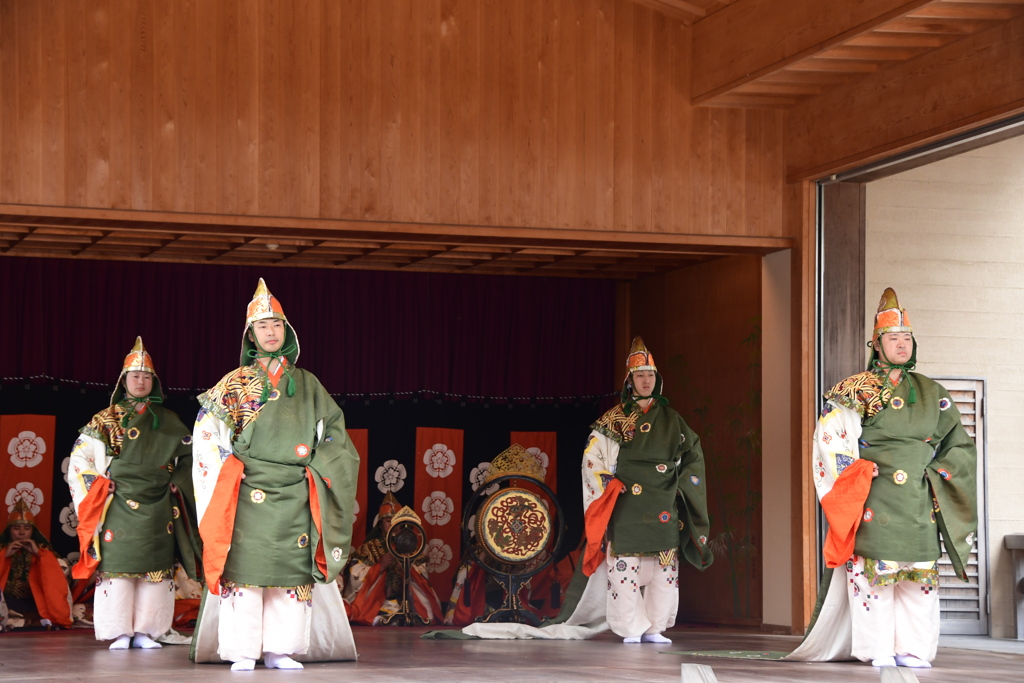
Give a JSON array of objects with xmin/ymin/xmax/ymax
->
[
  {"xmin": 629, "ymin": 255, "xmax": 764, "ymax": 625},
  {"xmin": 0, "ymin": 0, "xmax": 787, "ymax": 239},
  {"xmin": 820, "ymin": 182, "xmax": 867, "ymax": 390}
]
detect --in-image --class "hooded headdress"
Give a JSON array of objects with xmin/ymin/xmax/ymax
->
[
  {"xmin": 241, "ymin": 278, "xmax": 300, "ymax": 401},
  {"xmin": 620, "ymin": 336, "xmax": 668, "ymax": 410},
  {"xmin": 378, "ymin": 493, "xmax": 400, "ymax": 521},
  {"xmin": 869, "ymin": 287, "xmax": 918, "ymax": 403},
  {"xmin": 112, "ymin": 336, "xmax": 164, "ymax": 429},
  {"xmin": 6, "ymin": 499, "xmax": 34, "ymax": 528}
]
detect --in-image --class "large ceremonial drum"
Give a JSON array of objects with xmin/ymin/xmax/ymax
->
[{"xmin": 475, "ymin": 487, "xmax": 552, "ymax": 564}]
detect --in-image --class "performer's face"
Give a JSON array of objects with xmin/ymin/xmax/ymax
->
[
  {"xmin": 9, "ymin": 523, "xmax": 32, "ymax": 541},
  {"xmin": 124, "ymin": 371, "xmax": 154, "ymax": 398},
  {"xmin": 250, "ymin": 319, "xmax": 285, "ymax": 353},
  {"xmin": 875, "ymin": 332, "xmax": 912, "ymax": 365},
  {"xmin": 631, "ymin": 370, "xmax": 657, "ymax": 398}
]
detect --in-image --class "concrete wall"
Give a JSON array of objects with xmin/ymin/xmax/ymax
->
[{"xmin": 865, "ymin": 135, "xmax": 1024, "ymax": 638}]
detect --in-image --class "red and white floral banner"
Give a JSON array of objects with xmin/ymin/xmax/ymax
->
[
  {"xmin": 1, "ymin": 415, "xmax": 56, "ymax": 534},
  {"xmin": 414, "ymin": 427, "xmax": 463, "ymax": 603},
  {"xmin": 346, "ymin": 428, "xmax": 369, "ymax": 550}
]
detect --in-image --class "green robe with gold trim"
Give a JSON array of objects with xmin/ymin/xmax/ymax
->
[{"xmin": 195, "ymin": 363, "xmax": 360, "ymax": 587}]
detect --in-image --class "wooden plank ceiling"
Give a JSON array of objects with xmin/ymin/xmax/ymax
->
[
  {"xmin": 0, "ymin": 211, "xmax": 763, "ymax": 280},
  {"xmin": 691, "ymin": 0, "xmax": 1024, "ymax": 108}
]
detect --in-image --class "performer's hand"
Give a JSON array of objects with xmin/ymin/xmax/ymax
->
[
  {"xmin": 21, "ymin": 539, "xmax": 39, "ymax": 555},
  {"xmin": 871, "ymin": 462, "xmax": 879, "ymax": 478},
  {"xmin": 4, "ymin": 542, "xmax": 21, "ymax": 557},
  {"xmin": 381, "ymin": 554, "xmax": 393, "ymax": 569}
]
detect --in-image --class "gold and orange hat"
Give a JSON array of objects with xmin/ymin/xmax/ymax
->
[
  {"xmin": 112, "ymin": 336, "xmax": 162, "ymax": 404},
  {"xmin": 6, "ymin": 499, "xmax": 34, "ymax": 528},
  {"xmin": 122, "ymin": 336, "xmax": 156, "ymax": 375},
  {"xmin": 246, "ymin": 277, "xmax": 288, "ymax": 327},
  {"xmin": 240, "ymin": 278, "xmax": 300, "ymax": 366},
  {"xmin": 379, "ymin": 492, "xmax": 400, "ymax": 520},
  {"xmin": 872, "ymin": 287, "xmax": 913, "ymax": 339},
  {"xmin": 624, "ymin": 336, "xmax": 657, "ymax": 379}
]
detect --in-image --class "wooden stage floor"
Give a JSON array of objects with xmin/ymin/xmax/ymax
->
[{"xmin": 1, "ymin": 626, "xmax": 1022, "ymax": 682}]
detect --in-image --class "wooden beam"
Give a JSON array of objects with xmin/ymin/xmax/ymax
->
[
  {"xmin": 786, "ymin": 13, "xmax": 1024, "ymax": 181},
  {"xmin": 691, "ymin": 0, "xmax": 935, "ymax": 104},
  {"xmin": 0, "ymin": 205, "xmax": 796, "ymax": 255}
]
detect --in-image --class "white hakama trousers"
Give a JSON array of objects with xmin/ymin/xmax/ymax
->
[
  {"xmin": 217, "ymin": 586, "xmax": 312, "ymax": 662},
  {"xmin": 846, "ymin": 556, "xmax": 940, "ymax": 663},
  {"xmin": 93, "ymin": 576, "xmax": 175, "ymax": 640},
  {"xmin": 605, "ymin": 553, "xmax": 679, "ymax": 637}
]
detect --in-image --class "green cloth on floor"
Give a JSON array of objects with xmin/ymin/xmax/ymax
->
[
  {"xmin": 662, "ymin": 650, "xmax": 789, "ymax": 660},
  {"xmin": 421, "ymin": 630, "xmax": 481, "ymax": 640}
]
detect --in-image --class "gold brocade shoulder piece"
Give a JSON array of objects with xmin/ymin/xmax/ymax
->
[
  {"xmin": 79, "ymin": 405, "xmax": 129, "ymax": 456},
  {"xmin": 591, "ymin": 404, "xmax": 640, "ymax": 444},
  {"xmin": 824, "ymin": 371, "xmax": 892, "ymax": 419},
  {"xmin": 197, "ymin": 365, "xmax": 268, "ymax": 437}
]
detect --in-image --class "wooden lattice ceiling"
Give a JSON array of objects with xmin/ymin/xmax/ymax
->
[
  {"xmin": 0, "ymin": 211, "xmax": 784, "ymax": 279},
  {"xmin": 691, "ymin": 0, "xmax": 1024, "ymax": 108}
]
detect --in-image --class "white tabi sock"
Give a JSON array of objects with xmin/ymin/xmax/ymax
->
[
  {"xmin": 895, "ymin": 654, "xmax": 932, "ymax": 668},
  {"xmin": 108, "ymin": 635, "xmax": 131, "ymax": 650},
  {"xmin": 265, "ymin": 653, "xmax": 304, "ymax": 669},
  {"xmin": 132, "ymin": 633, "xmax": 162, "ymax": 649}
]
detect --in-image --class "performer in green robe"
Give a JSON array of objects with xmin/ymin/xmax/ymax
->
[
  {"xmin": 577, "ymin": 336, "xmax": 713, "ymax": 642},
  {"xmin": 787, "ymin": 288, "xmax": 977, "ymax": 668},
  {"xmin": 69, "ymin": 337, "xmax": 200, "ymax": 650},
  {"xmin": 443, "ymin": 337, "xmax": 713, "ymax": 642},
  {"xmin": 190, "ymin": 278, "xmax": 359, "ymax": 671}
]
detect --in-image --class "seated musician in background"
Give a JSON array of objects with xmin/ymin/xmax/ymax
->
[
  {"xmin": 343, "ymin": 494, "xmax": 443, "ymax": 625},
  {"xmin": 0, "ymin": 500, "xmax": 73, "ymax": 630}
]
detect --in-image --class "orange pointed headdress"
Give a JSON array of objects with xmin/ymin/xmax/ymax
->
[
  {"xmin": 7, "ymin": 499, "xmax": 35, "ymax": 528},
  {"xmin": 122, "ymin": 336, "xmax": 156, "ymax": 375},
  {"xmin": 872, "ymin": 287, "xmax": 913, "ymax": 339},
  {"xmin": 112, "ymin": 336, "xmax": 163, "ymax": 407},
  {"xmin": 379, "ymin": 492, "xmax": 400, "ymax": 521},
  {"xmin": 240, "ymin": 278, "xmax": 300, "ymax": 367},
  {"xmin": 624, "ymin": 336, "xmax": 657, "ymax": 379},
  {"xmin": 245, "ymin": 277, "xmax": 288, "ymax": 327}
]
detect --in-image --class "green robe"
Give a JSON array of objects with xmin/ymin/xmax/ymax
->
[
  {"xmin": 79, "ymin": 404, "xmax": 200, "ymax": 577},
  {"xmin": 593, "ymin": 402, "xmax": 713, "ymax": 570},
  {"xmin": 850, "ymin": 372, "xmax": 978, "ymax": 575},
  {"xmin": 197, "ymin": 364, "xmax": 360, "ymax": 587}
]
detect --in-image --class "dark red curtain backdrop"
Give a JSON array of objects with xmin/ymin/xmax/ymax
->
[{"xmin": 0, "ymin": 256, "xmax": 615, "ymax": 400}]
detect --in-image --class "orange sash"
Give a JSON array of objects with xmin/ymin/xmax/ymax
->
[
  {"xmin": 582, "ymin": 477, "xmax": 625, "ymax": 576},
  {"xmin": 821, "ymin": 458, "xmax": 875, "ymax": 568},
  {"xmin": 198, "ymin": 454, "xmax": 245, "ymax": 593},
  {"xmin": 72, "ymin": 475, "xmax": 111, "ymax": 580}
]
